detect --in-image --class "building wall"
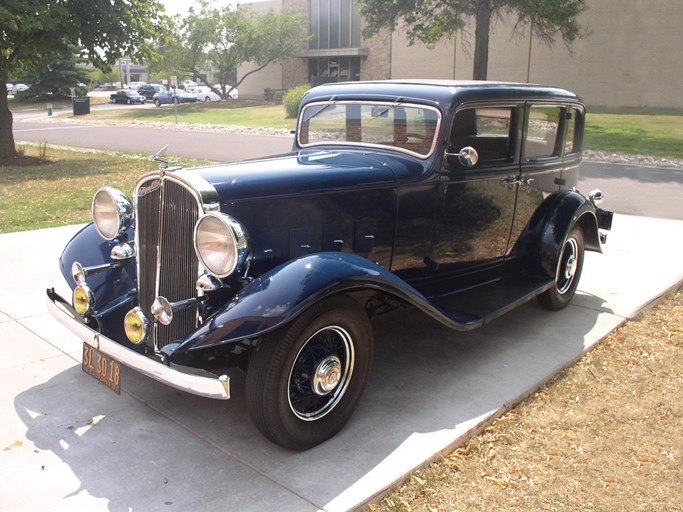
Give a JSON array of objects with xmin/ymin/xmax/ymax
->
[
  {"xmin": 391, "ymin": 0, "xmax": 683, "ymax": 108},
  {"xmin": 236, "ymin": 0, "xmax": 285, "ymax": 99}
]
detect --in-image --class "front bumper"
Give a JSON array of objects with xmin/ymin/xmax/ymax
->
[{"xmin": 46, "ymin": 288, "xmax": 230, "ymax": 400}]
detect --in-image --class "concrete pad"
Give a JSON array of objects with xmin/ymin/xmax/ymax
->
[
  {"xmin": 0, "ymin": 224, "xmax": 84, "ymax": 320},
  {"xmin": 0, "ymin": 213, "xmax": 681, "ymax": 511}
]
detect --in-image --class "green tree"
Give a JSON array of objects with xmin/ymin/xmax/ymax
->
[
  {"xmin": 148, "ymin": 2, "xmax": 308, "ymax": 99},
  {"xmin": 16, "ymin": 49, "xmax": 91, "ymax": 102},
  {"xmin": 357, "ymin": 0, "xmax": 586, "ymax": 80},
  {"xmin": 0, "ymin": 0, "xmax": 167, "ymax": 159}
]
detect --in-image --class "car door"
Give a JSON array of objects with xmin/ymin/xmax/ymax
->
[
  {"xmin": 429, "ymin": 104, "xmax": 521, "ymax": 275},
  {"xmin": 509, "ymin": 103, "xmax": 574, "ymax": 248}
]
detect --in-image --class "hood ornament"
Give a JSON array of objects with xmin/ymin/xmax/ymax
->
[{"xmin": 151, "ymin": 144, "xmax": 177, "ymax": 169}]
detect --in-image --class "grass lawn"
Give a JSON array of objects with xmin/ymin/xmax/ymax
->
[
  {"xmin": 584, "ymin": 112, "xmax": 683, "ymax": 158},
  {"xmin": 0, "ymin": 144, "xmax": 207, "ymax": 233},
  {"xmin": 83, "ymin": 101, "xmax": 297, "ymax": 130}
]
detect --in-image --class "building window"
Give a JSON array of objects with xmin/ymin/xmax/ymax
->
[
  {"xmin": 309, "ymin": 0, "xmax": 361, "ymax": 50},
  {"xmin": 309, "ymin": 57, "xmax": 361, "ymax": 85}
]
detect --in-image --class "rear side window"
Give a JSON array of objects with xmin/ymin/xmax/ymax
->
[
  {"xmin": 564, "ymin": 107, "xmax": 582, "ymax": 155},
  {"xmin": 524, "ymin": 106, "xmax": 563, "ymax": 159},
  {"xmin": 448, "ymin": 107, "xmax": 515, "ymax": 165}
]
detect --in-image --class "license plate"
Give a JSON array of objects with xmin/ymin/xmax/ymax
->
[{"xmin": 82, "ymin": 342, "xmax": 121, "ymax": 394}]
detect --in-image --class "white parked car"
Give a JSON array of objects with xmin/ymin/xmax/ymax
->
[
  {"xmin": 6, "ymin": 83, "xmax": 13, "ymax": 93},
  {"xmin": 212, "ymin": 84, "xmax": 239, "ymax": 99},
  {"xmin": 193, "ymin": 86, "xmax": 222, "ymax": 102},
  {"xmin": 12, "ymin": 83, "xmax": 29, "ymax": 93}
]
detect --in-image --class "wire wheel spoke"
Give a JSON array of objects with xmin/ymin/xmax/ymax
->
[{"xmin": 288, "ymin": 326, "xmax": 354, "ymax": 421}]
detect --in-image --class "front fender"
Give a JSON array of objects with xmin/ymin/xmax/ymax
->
[{"xmin": 170, "ymin": 252, "xmax": 480, "ymax": 358}]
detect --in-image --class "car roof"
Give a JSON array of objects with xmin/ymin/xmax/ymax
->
[{"xmin": 302, "ymin": 79, "xmax": 581, "ymax": 109}]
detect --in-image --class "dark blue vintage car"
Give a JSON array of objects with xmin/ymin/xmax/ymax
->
[{"xmin": 47, "ymin": 80, "xmax": 612, "ymax": 449}]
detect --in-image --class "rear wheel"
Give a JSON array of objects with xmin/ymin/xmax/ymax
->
[
  {"xmin": 246, "ymin": 295, "xmax": 373, "ymax": 450},
  {"xmin": 538, "ymin": 226, "xmax": 584, "ymax": 310},
  {"xmin": 154, "ymin": 99, "xmax": 161, "ymax": 107}
]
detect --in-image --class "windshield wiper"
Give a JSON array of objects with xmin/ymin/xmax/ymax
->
[
  {"xmin": 371, "ymin": 97, "xmax": 403, "ymax": 119},
  {"xmin": 304, "ymin": 95, "xmax": 337, "ymax": 123}
]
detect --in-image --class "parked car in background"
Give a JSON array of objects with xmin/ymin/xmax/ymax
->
[
  {"xmin": 193, "ymin": 86, "xmax": 222, "ymax": 102},
  {"xmin": 137, "ymin": 83, "xmax": 166, "ymax": 99},
  {"xmin": 47, "ymin": 80, "xmax": 612, "ymax": 450},
  {"xmin": 213, "ymin": 84, "xmax": 239, "ymax": 99},
  {"xmin": 181, "ymin": 80, "xmax": 198, "ymax": 91},
  {"xmin": 110, "ymin": 90, "xmax": 146, "ymax": 104},
  {"xmin": 152, "ymin": 88, "xmax": 197, "ymax": 106},
  {"xmin": 12, "ymin": 83, "xmax": 29, "ymax": 93},
  {"xmin": 128, "ymin": 81, "xmax": 145, "ymax": 90},
  {"xmin": 6, "ymin": 83, "xmax": 14, "ymax": 93}
]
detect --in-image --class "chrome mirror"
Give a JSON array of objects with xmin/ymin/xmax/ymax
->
[{"xmin": 457, "ymin": 146, "xmax": 478, "ymax": 167}]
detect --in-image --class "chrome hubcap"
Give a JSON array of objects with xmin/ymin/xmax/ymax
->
[
  {"xmin": 557, "ymin": 237, "xmax": 579, "ymax": 295},
  {"xmin": 312, "ymin": 356, "xmax": 342, "ymax": 396}
]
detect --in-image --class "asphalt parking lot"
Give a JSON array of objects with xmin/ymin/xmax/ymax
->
[{"xmin": 1, "ymin": 213, "xmax": 682, "ymax": 511}]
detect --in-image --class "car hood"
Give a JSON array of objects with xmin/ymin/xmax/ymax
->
[{"xmin": 184, "ymin": 149, "xmax": 427, "ymax": 205}]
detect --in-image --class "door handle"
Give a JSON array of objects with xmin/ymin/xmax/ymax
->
[{"xmin": 503, "ymin": 176, "xmax": 535, "ymax": 187}]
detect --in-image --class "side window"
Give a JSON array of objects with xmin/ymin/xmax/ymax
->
[
  {"xmin": 524, "ymin": 106, "xmax": 562, "ymax": 160},
  {"xmin": 449, "ymin": 107, "xmax": 515, "ymax": 166},
  {"xmin": 564, "ymin": 107, "xmax": 582, "ymax": 155}
]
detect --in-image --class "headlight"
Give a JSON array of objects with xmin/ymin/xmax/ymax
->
[
  {"xmin": 194, "ymin": 213, "xmax": 248, "ymax": 278},
  {"xmin": 92, "ymin": 187, "xmax": 133, "ymax": 240}
]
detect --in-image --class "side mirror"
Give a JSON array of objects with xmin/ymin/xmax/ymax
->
[{"xmin": 445, "ymin": 146, "xmax": 479, "ymax": 168}]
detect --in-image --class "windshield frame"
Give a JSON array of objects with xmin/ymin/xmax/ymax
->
[{"xmin": 296, "ymin": 100, "xmax": 443, "ymax": 160}]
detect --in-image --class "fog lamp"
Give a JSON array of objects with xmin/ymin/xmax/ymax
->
[
  {"xmin": 124, "ymin": 307, "xmax": 149, "ymax": 345},
  {"xmin": 73, "ymin": 284, "xmax": 94, "ymax": 316}
]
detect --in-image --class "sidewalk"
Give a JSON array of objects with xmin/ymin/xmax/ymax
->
[{"xmin": 1, "ymin": 214, "xmax": 682, "ymax": 511}]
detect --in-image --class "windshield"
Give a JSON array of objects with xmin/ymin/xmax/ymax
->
[{"xmin": 297, "ymin": 101, "xmax": 441, "ymax": 158}]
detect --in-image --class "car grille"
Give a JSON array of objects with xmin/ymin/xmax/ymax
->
[{"xmin": 136, "ymin": 175, "xmax": 201, "ymax": 351}]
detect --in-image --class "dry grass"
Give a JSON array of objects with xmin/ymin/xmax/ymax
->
[{"xmin": 366, "ymin": 290, "xmax": 683, "ymax": 512}]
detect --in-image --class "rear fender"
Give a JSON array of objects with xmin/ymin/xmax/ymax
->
[
  {"xmin": 514, "ymin": 190, "xmax": 600, "ymax": 278},
  {"xmin": 170, "ymin": 252, "xmax": 480, "ymax": 358}
]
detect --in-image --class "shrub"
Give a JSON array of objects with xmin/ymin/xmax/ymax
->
[{"xmin": 283, "ymin": 85, "xmax": 310, "ymax": 118}]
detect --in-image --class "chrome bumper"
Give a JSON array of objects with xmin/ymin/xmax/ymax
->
[{"xmin": 46, "ymin": 289, "xmax": 230, "ymax": 400}]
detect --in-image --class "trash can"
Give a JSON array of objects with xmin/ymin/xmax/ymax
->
[{"xmin": 72, "ymin": 96, "xmax": 90, "ymax": 116}]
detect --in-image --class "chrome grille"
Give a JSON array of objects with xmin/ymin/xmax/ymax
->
[{"xmin": 136, "ymin": 175, "xmax": 201, "ymax": 350}]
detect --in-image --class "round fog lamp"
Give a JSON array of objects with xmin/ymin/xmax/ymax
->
[
  {"xmin": 73, "ymin": 284, "xmax": 94, "ymax": 316},
  {"xmin": 124, "ymin": 307, "xmax": 149, "ymax": 345}
]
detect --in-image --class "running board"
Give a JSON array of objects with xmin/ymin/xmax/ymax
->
[{"xmin": 431, "ymin": 275, "xmax": 554, "ymax": 330}]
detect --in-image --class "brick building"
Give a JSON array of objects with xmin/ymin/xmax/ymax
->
[{"xmin": 237, "ymin": 0, "xmax": 683, "ymax": 109}]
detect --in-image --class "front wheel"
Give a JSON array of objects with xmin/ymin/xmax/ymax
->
[
  {"xmin": 246, "ymin": 295, "xmax": 373, "ymax": 450},
  {"xmin": 154, "ymin": 99, "xmax": 161, "ymax": 107},
  {"xmin": 538, "ymin": 226, "xmax": 584, "ymax": 310}
]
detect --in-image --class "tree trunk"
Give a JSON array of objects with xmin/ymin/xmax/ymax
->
[
  {"xmin": 473, "ymin": 0, "xmax": 492, "ymax": 80},
  {"xmin": 0, "ymin": 82, "xmax": 17, "ymax": 159}
]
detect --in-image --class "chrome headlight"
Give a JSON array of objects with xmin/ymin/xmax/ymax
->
[
  {"xmin": 92, "ymin": 187, "xmax": 133, "ymax": 240},
  {"xmin": 194, "ymin": 213, "xmax": 248, "ymax": 278}
]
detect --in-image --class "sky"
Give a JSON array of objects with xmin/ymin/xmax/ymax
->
[{"xmin": 159, "ymin": 0, "xmax": 252, "ymax": 17}]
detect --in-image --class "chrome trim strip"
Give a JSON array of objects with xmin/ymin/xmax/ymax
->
[{"xmin": 46, "ymin": 289, "xmax": 230, "ymax": 400}]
